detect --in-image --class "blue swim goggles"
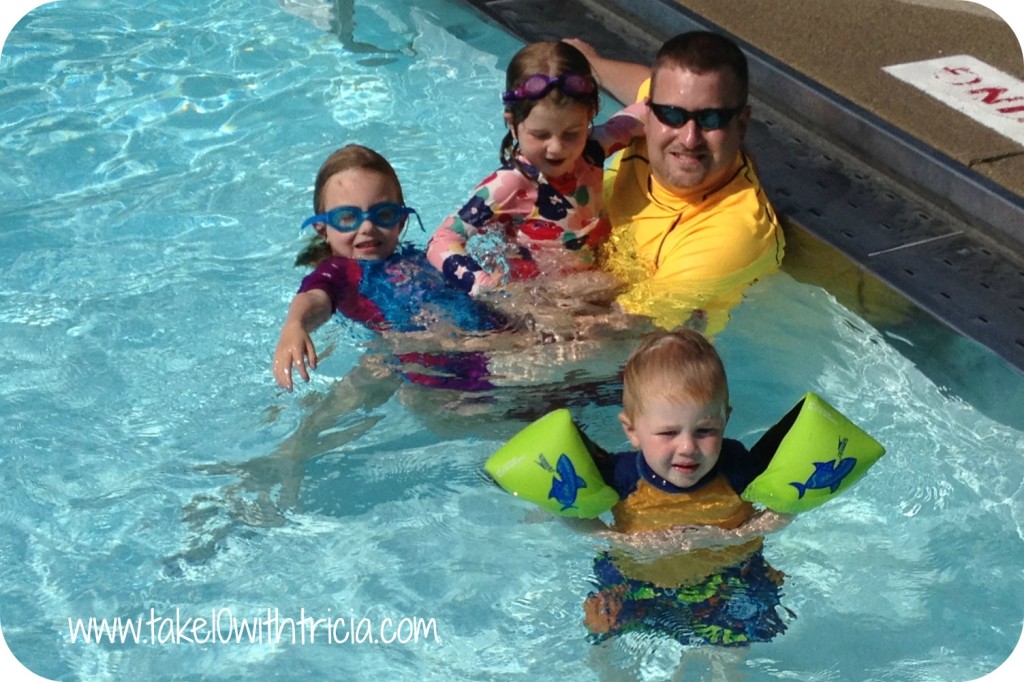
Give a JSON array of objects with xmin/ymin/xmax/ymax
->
[
  {"xmin": 647, "ymin": 102, "xmax": 745, "ymax": 131},
  {"xmin": 301, "ymin": 201, "xmax": 423, "ymax": 232}
]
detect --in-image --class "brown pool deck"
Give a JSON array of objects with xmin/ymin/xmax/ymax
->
[{"xmin": 460, "ymin": 0, "xmax": 1024, "ymax": 376}]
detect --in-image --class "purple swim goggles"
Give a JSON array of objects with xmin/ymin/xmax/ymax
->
[{"xmin": 501, "ymin": 72, "xmax": 597, "ymax": 105}]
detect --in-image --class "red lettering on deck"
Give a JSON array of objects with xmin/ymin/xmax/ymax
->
[
  {"xmin": 938, "ymin": 66, "xmax": 981, "ymax": 85},
  {"xmin": 967, "ymin": 87, "xmax": 1024, "ymax": 105},
  {"xmin": 938, "ymin": 67, "xmax": 1024, "ymax": 124}
]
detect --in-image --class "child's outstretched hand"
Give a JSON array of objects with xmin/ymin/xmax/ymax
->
[
  {"xmin": 272, "ymin": 289, "xmax": 332, "ymax": 391},
  {"xmin": 273, "ymin": 323, "xmax": 318, "ymax": 391}
]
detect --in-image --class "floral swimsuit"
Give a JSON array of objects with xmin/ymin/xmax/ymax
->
[{"xmin": 427, "ymin": 104, "xmax": 644, "ymax": 293}]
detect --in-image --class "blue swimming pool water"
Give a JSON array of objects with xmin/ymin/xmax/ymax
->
[{"xmin": 1, "ymin": 1, "xmax": 1022, "ymax": 680}]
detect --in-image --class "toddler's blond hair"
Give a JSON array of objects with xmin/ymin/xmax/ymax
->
[{"xmin": 621, "ymin": 328, "xmax": 729, "ymax": 421}]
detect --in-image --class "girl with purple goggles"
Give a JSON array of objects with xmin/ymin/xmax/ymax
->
[{"xmin": 427, "ymin": 41, "xmax": 645, "ymax": 297}]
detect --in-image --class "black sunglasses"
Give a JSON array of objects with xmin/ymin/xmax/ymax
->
[{"xmin": 648, "ymin": 102, "xmax": 745, "ymax": 130}]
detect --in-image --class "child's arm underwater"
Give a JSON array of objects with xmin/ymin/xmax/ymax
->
[
  {"xmin": 272, "ymin": 289, "xmax": 333, "ymax": 391},
  {"xmin": 567, "ymin": 509, "xmax": 794, "ymax": 556},
  {"xmin": 667, "ymin": 509, "xmax": 795, "ymax": 550}
]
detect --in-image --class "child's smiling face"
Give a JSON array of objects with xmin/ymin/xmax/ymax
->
[
  {"xmin": 317, "ymin": 169, "xmax": 403, "ymax": 260},
  {"xmin": 619, "ymin": 395, "xmax": 729, "ymax": 489},
  {"xmin": 507, "ymin": 99, "xmax": 594, "ymax": 180}
]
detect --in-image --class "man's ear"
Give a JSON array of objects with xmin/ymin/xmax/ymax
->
[
  {"xmin": 618, "ymin": 412, "xmax": 641, "ymax": 449},
  {"xmin": 736, "ymin": 105, "xmax": 751, "ymax": 142}
]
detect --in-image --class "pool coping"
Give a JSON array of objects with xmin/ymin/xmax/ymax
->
[{"xmin": 458, "ymin": 0, "xmax": 1024, "ymax": 375}]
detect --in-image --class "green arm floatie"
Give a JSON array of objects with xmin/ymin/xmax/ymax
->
[
  {"xmin": 484, "ymin": 409, "xmax": 619, "ymax": 519},
  {"xmin": 742, "ymin": 392, "xmax": 886, "ymax": 514}
]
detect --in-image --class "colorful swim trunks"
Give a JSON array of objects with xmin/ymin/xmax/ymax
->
[{"xmin": 585, "ymin": 550, "xmax": 792, "ymax": 647}]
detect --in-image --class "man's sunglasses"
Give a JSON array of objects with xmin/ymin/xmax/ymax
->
[
  {"xmin": 647, "ymin": 102, "xmax": 745, "ymax": 131},
  {"xmin": 502, "ymin": 72, "xmax": 597, "ymax": 105},
  {"xmin": 301, "ymin": 202, "xmax": 422, "ymax": 232}
]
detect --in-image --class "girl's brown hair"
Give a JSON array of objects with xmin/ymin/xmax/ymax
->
[
  {"xmin": 500, "ymin": 41, "xmax": 600, "ymax": 168},
  {"xmin": 295, "ymin": 144, "xmax": 404, "ymax": 267}
]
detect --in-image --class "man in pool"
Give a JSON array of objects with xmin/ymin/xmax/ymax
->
[{"xmin": 564, "ymin": 31, "xmax": 784, "ymax": 331}]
